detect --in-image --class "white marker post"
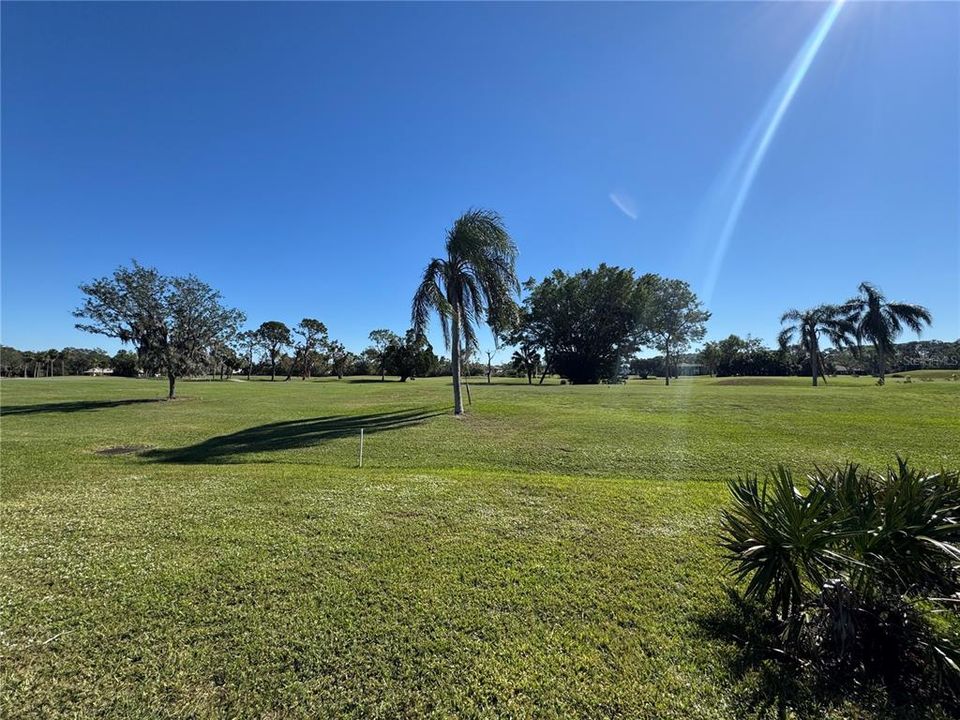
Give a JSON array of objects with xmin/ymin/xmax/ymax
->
[{"xmin": 358, "ymin": 428, "xmax": 364, "ymax": 468}]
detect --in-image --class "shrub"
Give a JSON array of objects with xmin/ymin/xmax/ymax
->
[{"xmin": 720, "ymin": 459, "xmax": 960, "ymax": 700}]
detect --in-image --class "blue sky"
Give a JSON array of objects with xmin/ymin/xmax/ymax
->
[{"xmin": 2, "ymin": 1, "xmax": 957, "ymax": 358}]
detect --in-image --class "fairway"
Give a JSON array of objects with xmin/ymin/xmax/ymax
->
[{"xmin": 2, "ymin": 376, "xmax": 958, "ymax": 718}]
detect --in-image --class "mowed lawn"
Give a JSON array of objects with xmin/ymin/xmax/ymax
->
[{"xmin": 2, "ymin": 375, "xmax": 958, "ymax": 718}]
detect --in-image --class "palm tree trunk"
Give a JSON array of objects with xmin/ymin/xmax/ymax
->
[
  {"xmin": 877, "ymin": 347, "xmax": 886, "ymax": 386},
  {"xmin": 811, "ymin": 339, "xmax": 819, "ymax": 387},
  {"xmin": 451, "ymin": 312, "xmax": 464, "ymax": 415},
  {"xmin": 167, "ymin": 373, "xmax": 176, "ymax": 399}
]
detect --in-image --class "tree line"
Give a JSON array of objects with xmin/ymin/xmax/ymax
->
[
  {"xmin": 0, "ymin": 346, "xmax": 112, "ymax": 378},
  {"xmin": 6, "ymin": 208, "xmax": 937, "ymax": 409}
]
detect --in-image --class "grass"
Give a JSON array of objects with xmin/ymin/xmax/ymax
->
[
  {"xmin": 2, "ymin": 375, "xmax": 958, "ymax": 718},
  {"xmin": 888, "ymin": 368, "xmax": 959, "ymax": 379}
]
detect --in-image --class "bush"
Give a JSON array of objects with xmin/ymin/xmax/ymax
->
[{"xmin": 720, "ymin": 459, "xmax": 960, "ymax": 702}]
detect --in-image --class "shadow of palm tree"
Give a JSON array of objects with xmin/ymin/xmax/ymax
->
[
  {"xmin": 0, "ymin": 398, "xmax": 163, "ymax": 417},
  {"xmin": 144, "ymin": 407, "xmax": 442, "ymax": 464}
]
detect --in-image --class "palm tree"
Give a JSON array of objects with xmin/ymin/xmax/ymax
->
[
  {"xmin": 848, "ymin": 282, "xmax": 932, "ymax": 385},
  {"xmin": 778, "ymin": 304, "xmax": 855, "ymax": 387},
  {"xmin": 412, "ymin": 209, "xmax": 519, "ymax": 414},
  {"xmin": 511, "ymin": 346, "xmax": 541, "ymax": 385}
]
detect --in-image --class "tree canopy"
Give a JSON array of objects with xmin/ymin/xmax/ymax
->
[
  {"xmin": 256, "ymin": 321, "xmax": 292, "ymax": 381},
  {"xmin": 523, "ymin": 265, "xmax": 653, "ymax": 384},
  {"xmin": 368, "ymin": 329, "xmax": 401, "ymax": 381},
  {"xmin": 640, "ymin": 277, "xmax": 710, "ymax": 386},
  {"xmin": 74, "ymin": 262, "xmax": 244, "ymax": 397},
  {"xmin": 293, "ymin": 318, "xmax": 328, "ymax": 379},
  {"xmin": 384, "ymin": 330, "xmax": 438, "ymax": 382}
]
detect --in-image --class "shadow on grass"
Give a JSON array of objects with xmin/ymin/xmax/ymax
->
[
  {"xmin": 696, "ymin": 589, "xmax": 951, "ymax": 720},
  {"xmin": 0, "ymin": 398, "xmax": 163, "ymax": 417},
  {"xmin": 695, "ymin": 590, "xmax": 825, "ymax": 719},
  {"xmin": 144, "ymin": 407, "xmax": 442, "ymax": 464}
]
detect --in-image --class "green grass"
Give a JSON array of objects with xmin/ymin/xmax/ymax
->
[
  {"xmin": 888, "ymin": 368, "xmax": 960, "ymax": 379},
  {"xmin": 2, "ymin": 375, "xmax": 958, "ymax": 718}
]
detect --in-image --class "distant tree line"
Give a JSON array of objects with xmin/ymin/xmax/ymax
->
[
  {"xmin": 4, "ymin": 212, "xmax": 945, "ymax": 406},
  {"xmin": 0, "ymin": 346, "xmax": 112, "ymax": 377}
]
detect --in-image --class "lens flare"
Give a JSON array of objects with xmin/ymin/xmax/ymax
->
[{"xmin": 701, "ymin": 0, "xmax": 845, "ymax": 303}]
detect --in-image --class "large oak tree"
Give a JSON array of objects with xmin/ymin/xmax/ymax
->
[{"xmin": 74, "ymin": 261, "xmax": 244, "ymax": 398}]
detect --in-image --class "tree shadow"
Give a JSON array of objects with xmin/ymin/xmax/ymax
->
[
  {"xmin": 144, "ymin": 408, "xmax": 442, "ymax": 464},
  {"xmin": 0, "ymin": 398, "xmax": 163, "ymax": 417}
]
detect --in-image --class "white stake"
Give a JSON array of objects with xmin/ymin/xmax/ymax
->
[{"xmin": 358, "ymin": 428, "xmax": 364, "ymax": 468}]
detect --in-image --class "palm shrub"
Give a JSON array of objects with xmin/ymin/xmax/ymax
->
[{"xmin": 720, "ymin": 460, "xmax": 960, "ymax": 697}]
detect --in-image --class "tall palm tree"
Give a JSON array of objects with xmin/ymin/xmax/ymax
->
[
  {"xmin": 412, "ymin": 209, "xmax": 519, "ymax": 414},
  {"xmin": 778, "ymin": 304, "xmax": 855, "ymax": 387},
  {"xmin": 848, "ymin": 282, "xmax": 932, "ymax": 385}
]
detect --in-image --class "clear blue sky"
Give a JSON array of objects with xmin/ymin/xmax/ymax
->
[{"xmin": 2, "ymin": 1, "xmax": 957, "ymax": 357}]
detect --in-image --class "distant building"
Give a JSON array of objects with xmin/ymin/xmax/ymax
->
[
  {"xmin": 83, "ymin": 367, "xmax": 113, "ymax": 376},
  {"xmin": 677, "ymin": 363, "xmax": 705, "ymax": 376}
]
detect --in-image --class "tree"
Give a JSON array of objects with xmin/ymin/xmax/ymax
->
[
  {"xmin": 368, "ymin": 329, "xmax": 400, "ymax": 381},
  {"xmin": 384, "ymin": 330, "xmax": 438, "ymax": 382},
  {"xmin": 523, "ymin": 265, "xmax": 651, "ymax": 384},
  {"xmin": 500, "ymin": 303, "xmax": 544, "ymax": 385},
  {"xmin": 510, "ymin": 346, "xmax": 541, "ymax": 383},
  {"xmin": 699, "ymin": 341, "xmax": 722, "ymax": 377},
  {"xmin": 778, "ymin": 304, "xmax": 854, "ymax": 387},
  {"xmin": 74, "ymin": 262, "xmax": 244, "ymax": 398},
  {"xmin": 412, "ymin": 209, "xmax": 519, "ymax": 414},
  {"xmin": 207, "ymin": 336, "xmax": 238, "ymax": 380},
  {"xmin": 1, "ymin": 346, "xmax": 24, "ymax": 377},
  {"xmin": 237, "ymin": 330, "xmax": 258, "ymax": 379},
  {"xmin": 293, "ymin": 318, "xmax": 328, "ymax": 379},
  {"xmin": 326, "ymin": 340, "xmax": 351, "ymax": 380},
  {"xmin": 847, "ymin": 282, "xmax": 933, "ymax": 385},
  {"xmin": 256, "ymin": 321, "xmax": 291, "ymax": 381},
  {"xmin": 485, "ymin": 349, "xmax": 496, "ymax": 384},
  {"xmin": 639, "ymin": 278, "xmax": 710, "ymax": 386},
  {"xmin": 111, "ymin": 349, "xmax": 139, "ymax": 377}
]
